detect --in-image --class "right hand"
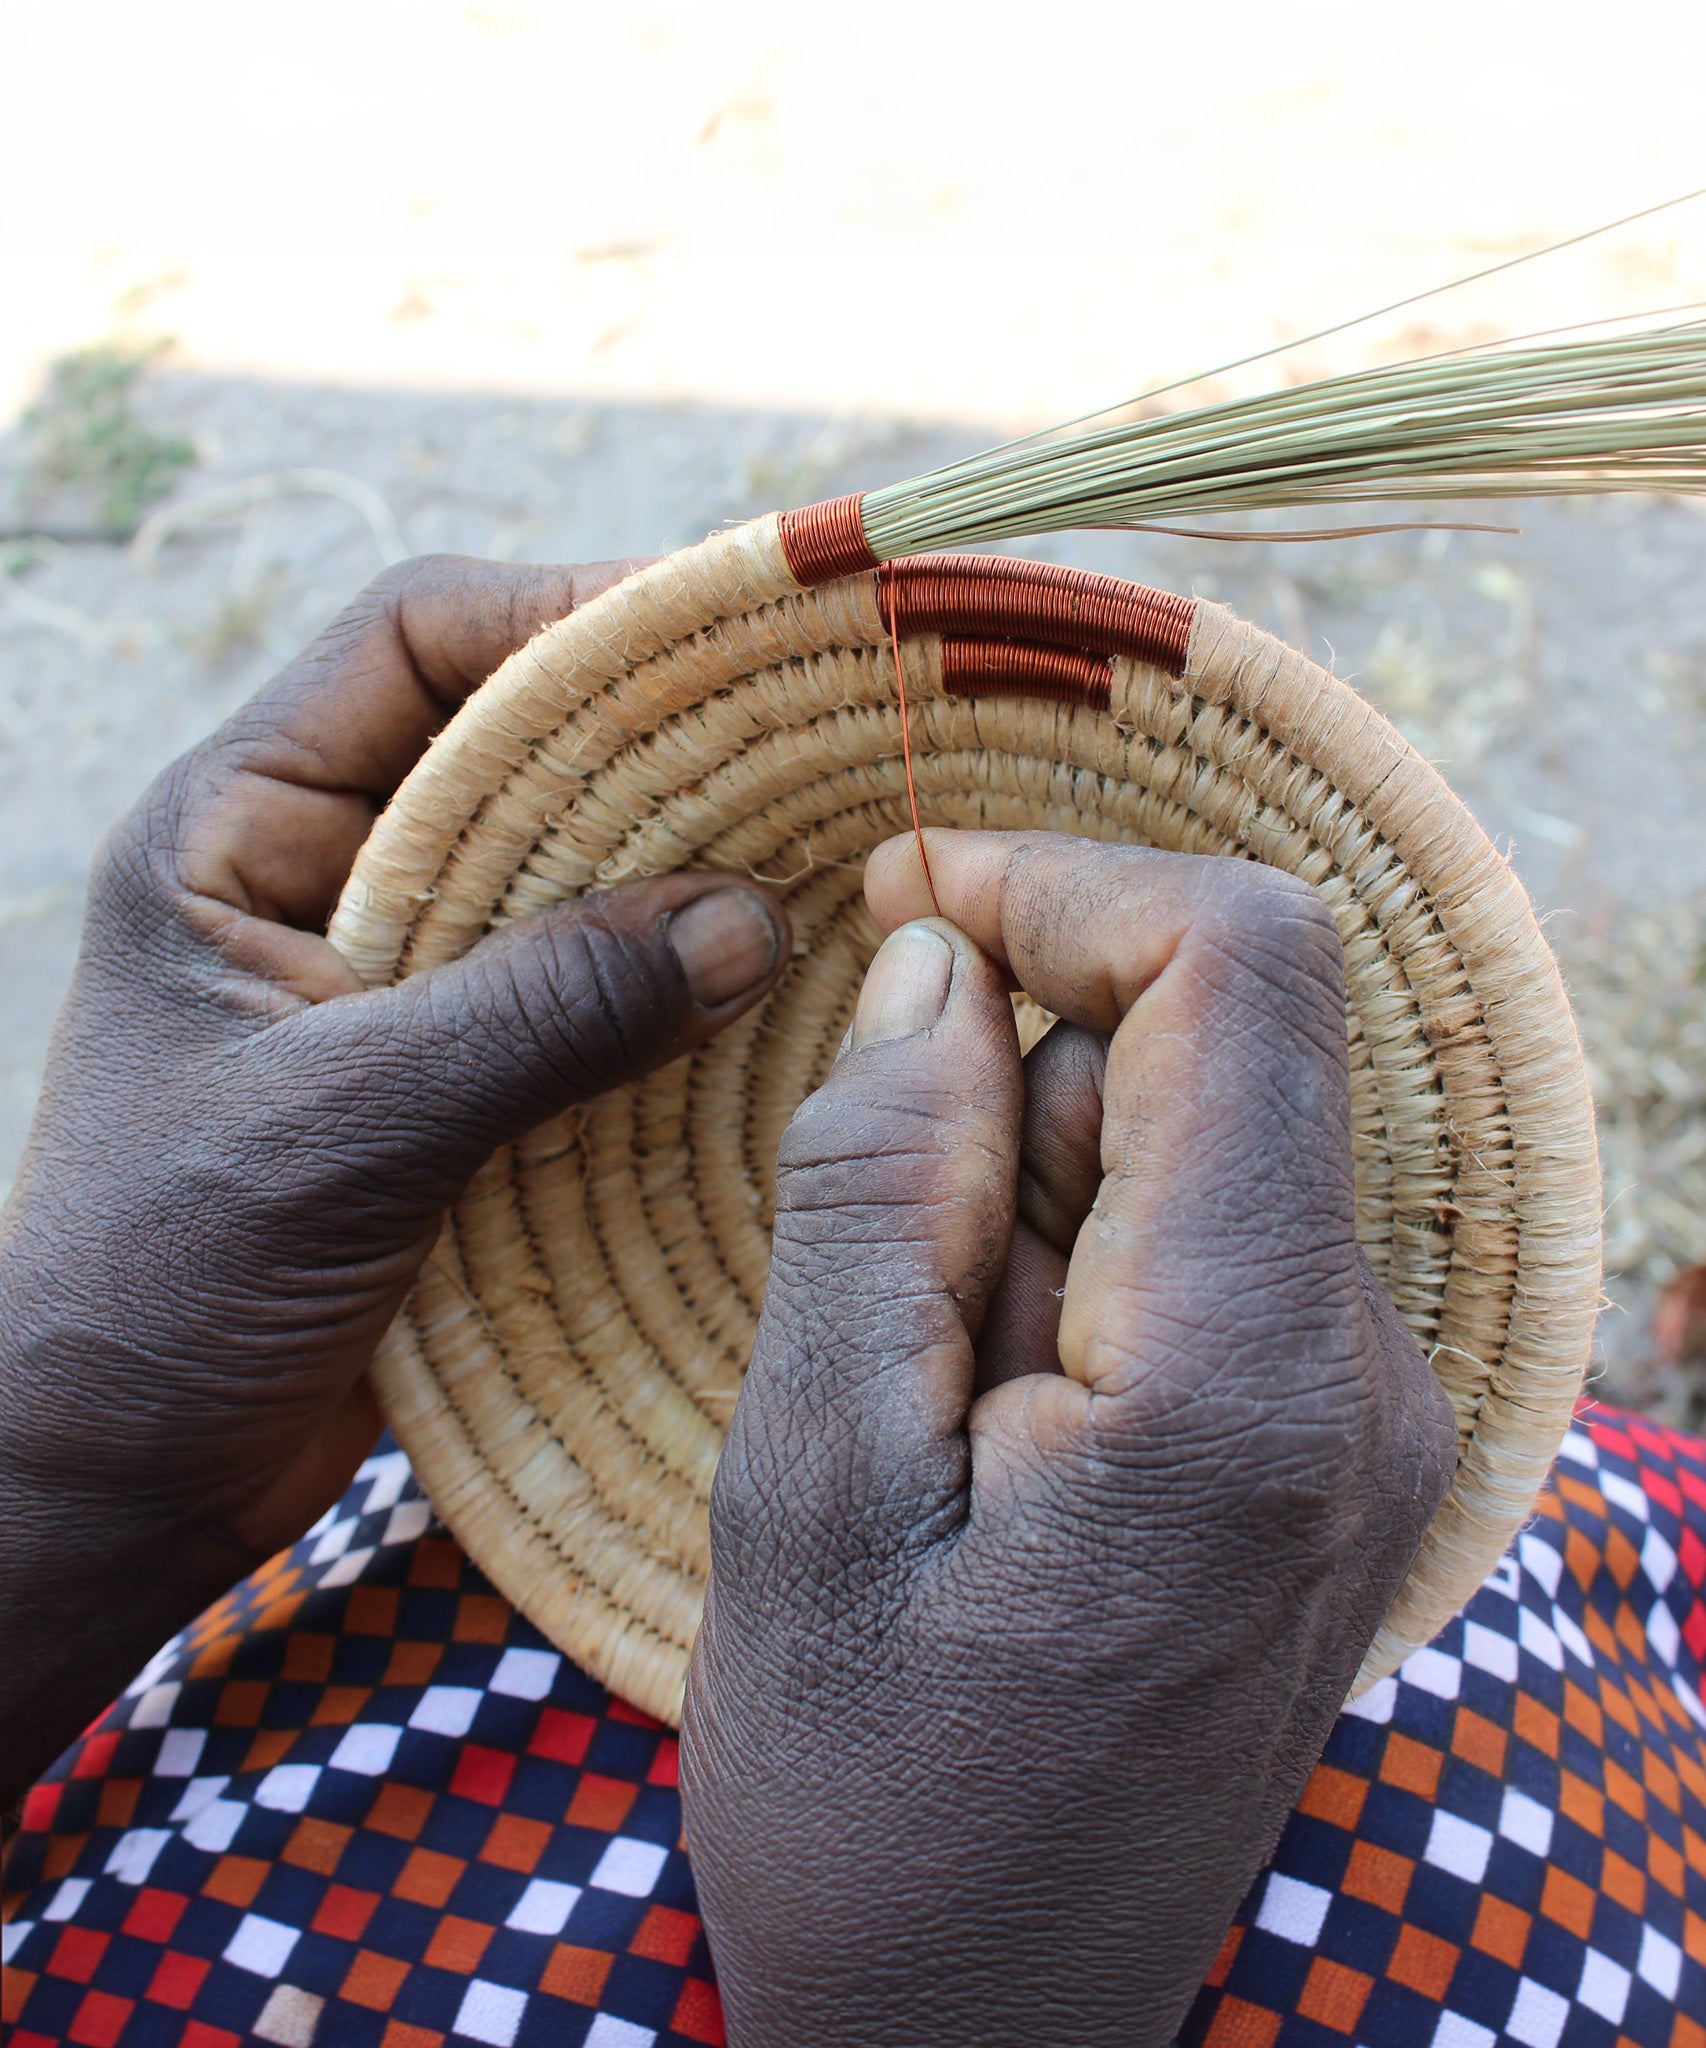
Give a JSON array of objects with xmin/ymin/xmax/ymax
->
[{"xmin": 682, "ymin": 829, "xmax": 1456, "ymax": 2048}]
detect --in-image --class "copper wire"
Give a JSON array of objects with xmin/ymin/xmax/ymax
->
[
  {"xmin": 877, "ymin": 555, "xmax": 1196, "ymax": 676},
  {"xmin": 778, "ymin": 495, "xmax": 879, "ymax": 585},
  {"xmin": 1116, "ymin": 519, "xmax": 1519, "ymax": 542},
  {"xmin": 777, "ymin": 527, "xmax": 1199, "ymax": 904},
  {"xmin": 939, "ymin": 637, "xmax": 1113, "ymax": 710},
  {"xmin": 886, "ymin": 609, "xmax": 940, "ymax": 916}
]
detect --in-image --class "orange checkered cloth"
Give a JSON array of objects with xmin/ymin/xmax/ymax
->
[{"xmin": 4, "ymin": 1403, "xmax": 1705, "ymax": 2048}]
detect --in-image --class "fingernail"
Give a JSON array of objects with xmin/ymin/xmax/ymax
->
[
  {"xmin": 668, "ymin": 888, "xmax": 781, "ymax": 1007},
  {"xmin": 851, "ymin": 922, "xmax": 954, "ymax": 1048}
]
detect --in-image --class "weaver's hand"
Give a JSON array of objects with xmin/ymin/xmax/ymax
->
[
  {"xmin": 683, "ymin": 829, "xmax": 1455, "ymax": 2048},
  {"xmin": 0, "ymin": 556, "xmax": 790, "ymax": 1802}
]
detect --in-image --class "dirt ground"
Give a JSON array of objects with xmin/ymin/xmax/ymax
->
[{"xmin": 5, "ymin": 362, "xmax": 1706, "ymax": 1422}]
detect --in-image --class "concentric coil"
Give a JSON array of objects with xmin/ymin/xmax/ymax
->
[{"xmin": 329, "ymin": 512, "xmax": 1601, "ymax": 1727}]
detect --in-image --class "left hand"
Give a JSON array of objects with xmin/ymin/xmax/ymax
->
[{"xmin": 0, "ymin": 555, "xmax": 791, "ymax": 1801}]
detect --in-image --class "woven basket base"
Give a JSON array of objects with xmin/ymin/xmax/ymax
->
[{"xmin": 330, "ymin": 518, "xmax": 1602, "ymax": 1726}]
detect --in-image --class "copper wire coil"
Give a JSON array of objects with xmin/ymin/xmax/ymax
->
[
  {"xmin": 778, "ymin": 500, "xmax": 1197, "ymax": 685},
  {"xmin": 877, "ymin": 554, "xmax": 1196, "ymax": 677},
  {"xmin": 938, "ymin": 636, "xmax": 1114, "ymax": 710},
  {"xmin": 777, "ymin": 494, "xmax": 878, "ymax": 584}
]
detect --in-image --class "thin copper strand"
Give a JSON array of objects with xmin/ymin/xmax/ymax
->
[
  {"xmin": 1114, "ymin": 519, "xmax": 1520, "ymax": 542},
  {"xmin": 886, "ymin": 611, "xmax": 940, "ymax": 917}
]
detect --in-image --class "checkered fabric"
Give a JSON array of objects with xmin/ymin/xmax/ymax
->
[
  {"xmin": 4, "ymin": 1407, "xmax": 1705, "ymax": 2047},
  {"xmin": 1183, "ymin": 1406, "xmax": 1706, "ymax": 2048},
  {"xmin": 2, "ymin": 1445, "xmax": 716, "ymax": 2048}
]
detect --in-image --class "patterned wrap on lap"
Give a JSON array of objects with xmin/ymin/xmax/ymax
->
[
  {"xmin": 9, "ymin": 1408, "xmax": 1706, "ymax": 2046},
  {"xmin": 326, "ymin": 509, "xmax": 1603, "ymax": 1728}
]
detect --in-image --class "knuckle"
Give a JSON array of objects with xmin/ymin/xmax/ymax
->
[
  {"xmin": 363, "ymin": 551, "xmax": 471, "ymax": 605},
  {"xmin": 502, "ymin": 565, "xmax": 578, "ymax": 650},
  {"xmin": 1149, "ymin": 1399, "xmax": 1360, "ymax": 1554},
  {"xmin": 543, "ymin": 910, "xmax": 676, "ymax": 1087},
  {"xmin": 776, "ymin": 1077, "xmax": 907, "ymax": 1173},
  {"xmin": 1202, "ymin": 860, "xmax": 1342, "ymax": 973},
  {"xmin": 295, "ymin": 556, "xmax": 456, "ymax": 660},
  {"xmin": 467, "ymin": 903, "xmax": 682, "ymax": 1102},
  {"xmin": 771, "ymin": 1080, "xmax": 994, "ymax": 1246},
  {"xmin": 84, "ymin": 757, "xmax": 207, "ymax": 939},
  {"xmin": 299, "ymin": 554, "xmax": 476, "ymax": 672},
  {"xmin": 380, "ymin": 552, "xmax": 568, "ymax": 655},
  {"xmin": 86, "ymin": 813, "xmax": 157, "ymax": 918},
  {"xmin": 1189, "ymin": 862, "xmax": 1346, "ymax": 1041}
]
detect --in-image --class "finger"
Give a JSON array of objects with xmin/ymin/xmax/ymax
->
[
  {"xmin": 284, "ymin": 873, "xmax": 790, "ymax": 1213},
  {"xmin": 971, "ymin": 1225, "xmax": 1066, "ymax": 1393},
  {"xmin": 972, "ymin": 1023, "xmax": 1107, "ymax": 1391},
  {"xmin": 1014, "ymin": 1020, "xmax": 1107, "ymax": 1254},
  {"xmin": 869, "ymin": 831, "xmax": 1356, "ymax": 1408},
  {"xmin": 866, "ymin": 827, "xmax": 1221, "ymax": 1031},
  {"xmin": 722, "ymin": 919, "xmax": 1021, "ymax": 1550},
  {"xmin": 170, "ymin": 554, "xmax": 645, "ymax": 929},
  {"xmin": 870, "ymin": 836, "xmax": 1454, "ymax": 1693}
]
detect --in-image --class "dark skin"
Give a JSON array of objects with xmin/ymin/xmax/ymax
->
[
  {"xmin": 0, "ymin": 554, "xmax": 792, "ymax": 1797},
  {"xmin": 0, "ymin": 556, "xmax": 1455, "ymax": 2045},
  {"xmin": 683, "ymin": 838, "xmax": 1456, "ymax": 2044}
]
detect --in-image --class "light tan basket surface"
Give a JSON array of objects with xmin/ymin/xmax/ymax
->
[{"xmin": 329, "ymin": 514, "xmax": 1602, "ymax": 1727}]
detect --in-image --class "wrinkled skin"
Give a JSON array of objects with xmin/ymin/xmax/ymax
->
[
  {"xmin": 0, "ymin": 552, "xmax": 1454, "ymax": 2046},
  {"xmin": 0, "ymin": 555, "xmax": 793, "ymax": 1803},
  {"xmin": 683, "ymin": 832, "xmax": 1457, "ymax": 2048}
]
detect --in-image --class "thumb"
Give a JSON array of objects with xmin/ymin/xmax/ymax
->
[
  {"xmin": 718, "ymin": 919, "xmax": 1023, "ymax": 1565},
  {"xmin": 296, "ymin": 874, "xmax": 788, "ymax": 1204}
]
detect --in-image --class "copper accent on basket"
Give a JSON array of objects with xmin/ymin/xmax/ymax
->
[
  {"xmin": 939, "ymin": 636, "xmax": 1114, "ymax": 710},
  {"xmin": 878, "ymin": 554, "xmax": 1196, "ymax": 677},
  {"xmin": 885, "ymin": 593, "xmax": 940, "ymax": 914},
  {"xmin": 778, "ymin": 495, "xmax": 878, "ymax": 585}
]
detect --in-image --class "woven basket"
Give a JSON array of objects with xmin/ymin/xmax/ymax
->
[{"xmin": 328, "ymin": 506, "xmax": 1603, "ymax": 1727}]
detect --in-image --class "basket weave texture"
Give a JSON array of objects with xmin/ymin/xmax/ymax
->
[{"xmin": 328, "ymin": 515, "xmax": 1603, "ymax": 1727}]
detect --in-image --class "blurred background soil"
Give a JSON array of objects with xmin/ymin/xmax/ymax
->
[{"xmin": 5, "ymin": 0, "xmax": 1706, "ymax": 1421}]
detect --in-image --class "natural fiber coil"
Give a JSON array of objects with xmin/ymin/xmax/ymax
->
[{"xmin": 329, "ymin": 513, "xmax": 1602, "ymax": 1728}]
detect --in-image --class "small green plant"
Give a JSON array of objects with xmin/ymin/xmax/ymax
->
[
  {"xmin": 0, "ymin": 538, "xmax": 43, "ymax": 577},
  {"xmin": 20, "ymin": 338, "xmax": 196, "ymax": 532}
]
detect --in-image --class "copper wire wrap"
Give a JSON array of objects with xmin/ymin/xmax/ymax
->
[
  {"xmin": 878, "ymin": 554, "xmax": 1197, "ymax": 676},
  {"xmin": 939, "ymin": 636, "xmax": 1114, "ymax": 709},
  {"xmin": 777, "ymin": 495, "xmax": 878, "ymax": 585}
]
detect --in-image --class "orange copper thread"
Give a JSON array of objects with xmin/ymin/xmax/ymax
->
[
  {"xmin": 776, "ymin": 534, "xmax": 1196, "ymax": 901},
  {"xmin": 886, "ymin": 612, "xmax": 940, "ymax": 916},
  {"xmin": 777, "ymin": 495, "xmax": 879, "ymax": 586},
  {"xmin": 939, "ymin": 637, "xmax": 1113, "ymax": 710},
  {"xmin": 878, "ymin": 555, "xmax": 1196, "ymax": 676}
]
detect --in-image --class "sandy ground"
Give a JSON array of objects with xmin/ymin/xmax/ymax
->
[{"xmin": 6, "ymin": 1, "xmax": 1706, "ymax": 1416}]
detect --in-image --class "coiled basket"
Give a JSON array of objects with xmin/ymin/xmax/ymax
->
[{"xmin": 328, "ymin": 504, "xmax": 1603, "ymax": 1727}]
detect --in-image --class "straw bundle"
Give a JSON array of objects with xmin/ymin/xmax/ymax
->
[{"xmin": 322, "ymin": 324, "xmax": 1670, "ymax": 1724}]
